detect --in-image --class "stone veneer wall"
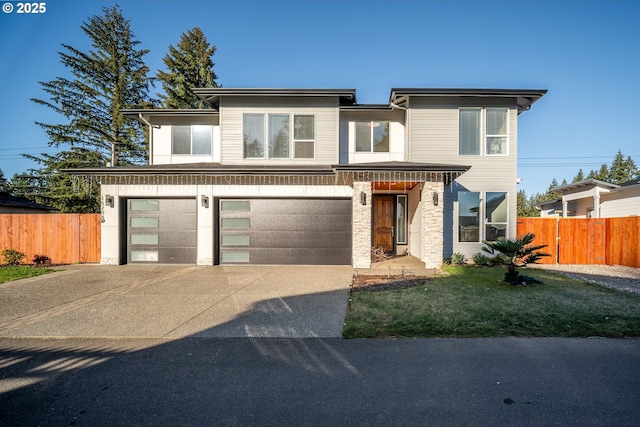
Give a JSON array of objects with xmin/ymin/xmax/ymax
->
[
  {"xmin": 352, "ymin": 181, "xmax": 372, "ymax": 268},
  {"xmin": 421, "ymin": 181, "xmax": 445, "ymax": 268}
]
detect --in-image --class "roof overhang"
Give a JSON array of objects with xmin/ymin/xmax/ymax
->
[
  {"xmin": 339, "ymin": 104, "xmax": 393, "ymax": 112},
  {"xmin": 193, "ymin": 88, "xmax": 357, "ymax": 109},
  {"xmin": 553, "ymin": 178, "xmax": 620, "ymax": 194},
  {"xmin": 389, "ymin": 88, "xmax": 547, "ymax": 113},
  {"xmin": 121, "ymin": 109, "xmax": 218, "ymax": 124}
]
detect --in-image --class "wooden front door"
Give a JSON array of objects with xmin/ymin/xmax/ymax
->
[{"xmin": 373, "ymin": 196, "xmax": 394, "ymax": 252}]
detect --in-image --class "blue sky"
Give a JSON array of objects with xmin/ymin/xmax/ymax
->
[{"xmin": 0, "ymin": 0, "xmax": 638, "ymax": 196}]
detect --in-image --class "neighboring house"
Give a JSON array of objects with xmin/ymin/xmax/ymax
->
[
  {"xmin": 0, "ymin": 192, "xmax": 57, "ymax": 214},
  {"xmin": 539, "ymin": 178, "xmax": 640, "ymax": 218},
  {"xmin": 69, "ymin": 87, "xmax": 546, "ymax": 268}
]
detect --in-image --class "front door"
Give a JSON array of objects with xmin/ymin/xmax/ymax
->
[{"xmin": 373, "ymin": 195, "xmax": 394, "ymax": 252}]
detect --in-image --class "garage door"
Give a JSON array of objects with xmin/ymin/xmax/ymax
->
[
  {"xmin": 219, "ymin": 198, "xmax": 352, "ymax": 265},
  {"xmin": 127, "ymin": 198, "xmax": 197, "ymax": 263}
]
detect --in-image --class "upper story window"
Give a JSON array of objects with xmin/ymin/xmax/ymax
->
[
  {"xmin": 172, "ymin": 125, "xmax": 212, "ymax": 155},
  {"xmin": 459, "ymin": 108, "xmax": 508, "ymax": 156},
  {"xmin": 356, "ymin": 121, "xmax": 390, "ymax": 152},
  {"xmin": 243, "ymin": 113, "xmax": 315, "ymax": 159}
]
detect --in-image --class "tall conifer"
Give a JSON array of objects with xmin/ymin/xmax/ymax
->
[
  {"xmin": 157, "ymin": 27, "xmax": 219, "ymax": 109},
  {"xmin": 27, "ymin": 5, "xmax": 155, "ymax": 212}
]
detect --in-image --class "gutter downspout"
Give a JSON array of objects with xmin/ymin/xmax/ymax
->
[
  {"xmin": 138, "ymin": 114, "xmax": 155, "ymax": 165},
  {"xmin": 390, "ymin": 101, "xmax": 410, "ymax": 162}
]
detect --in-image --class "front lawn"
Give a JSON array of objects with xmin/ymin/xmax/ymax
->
[
  {"xmin": 343, "ymin": 265, "xmax": 640, "ymax": 338},
  {"xmin": 0, "ymin": 266, "xmax": 56, "ymax": 283}
]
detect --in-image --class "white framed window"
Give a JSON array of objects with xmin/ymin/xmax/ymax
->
[
  {"xmin": 293, "ymin": 115, "xmax": 315, "ymax": 158},
  {"xmin": 172, "ymin": 125, "xmax": 212, "ymax": 155},
  {"xmin": 458, "ymin": 191, "xmax": 508, "ymax": 242},
  {"xmin": 356, "ymin": 121, "xmax": 390, "ymax": 152},
  {"xmin": 485, "ymin": 192, "xmax": 508, "ymax": 241},
  {"xmin": 459, "ymin": 110, "xmax": 481, "ymax": 155},
  {"xmin": 458, "ymin": 191, "xmax": 480, "ymax": 242},
  {"xmin": 396, "ymin": 195, "xmax": 408, "ymax": 244},
  {"xmin": 243, "ymin": 114, "xmax": 265, "ymax": 158},
  {"xmin": 243, "ymin": 113, "xmax": 315, "ymax": 159},
  {"xmin": 486, "ymin": 109, "xmax": 508, "ymax": 155},
  {"xmin": 459, "ymin": 108, "xmax": 509, "ymax": 156}
]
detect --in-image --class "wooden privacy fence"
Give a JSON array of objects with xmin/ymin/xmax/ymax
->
[
  {"xmin": 0, "ymin": 214, "xmax": 100, "ymax": 264},
  {"xmin": 517, "ymin": 217, "xmax": 640, "ymax": 268}
]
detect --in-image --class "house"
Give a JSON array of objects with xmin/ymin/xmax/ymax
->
[
  {"xmin": 0, "ymin": 192, "xmax": 57, "ymax": 214},
  {"xmin": 69, "ymin": 87, "xmax": 546, "ymax": 268},
  {"xmin": 539, "ymin": 178, "xmax": 640, "ymax": 218}
]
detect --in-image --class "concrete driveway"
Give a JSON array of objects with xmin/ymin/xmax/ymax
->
[{"xmin": 0, "ymin": 264, "xmax": 353, "ymax": 339}]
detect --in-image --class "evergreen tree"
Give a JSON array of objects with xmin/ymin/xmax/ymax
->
[
  {"xmin": 27, "ymin": 5, "xmax": 155, "ymax": 212},
  {"xmin": 587, "ymin": 163, "xmax": 610, "ymax": 181},
  {"xmin": 517, "ymin": 189, "xmax": 537, "ymax": 217},
  {"xmin": 573, "ymin": 169, "xmax": 585, "ymax": 182},
  {"xmin": 0, "ymin": 169, "xmax": 9, "ymax": 193},
  {"xmin": 608, "ymin": 150, "xmax": 639, "ymax": 184},
  {"xmin": 157, "ymin": 27, "xmax": 219, "ymax": 109}
]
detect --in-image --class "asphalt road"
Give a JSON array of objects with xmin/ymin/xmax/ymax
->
[{"xmin": 1, "ymin": 337, "xmax": 639, "ymax": 427}]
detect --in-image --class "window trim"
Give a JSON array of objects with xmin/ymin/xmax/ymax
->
[
  {"xmin": 243, "ymin": 113, "xmax": 316, "ymax": 160},
  {"xmin": 458, "ymin": 191, "xmax": 509, "ymax": 243},
  {"xmin": 485, "ymin": 108, "xmax": 508, "ymax": 156},
  {"xmin": 458, "ymin": 108, "xmax": 509, "ymax": 157},
  {"xmin": 484, "ymin": 191, "xmax": 508, "ymax": 242},
  {"xmin": 396, "ymin": 194, "xmax": 408, "ymax": 245},
  {"xmin": 355, "ymin": 120, "xmax": 390, "ymax": 153},
  {"xmin": 172, "ymin": 125, "xmax": 213, "ymax": 156}
]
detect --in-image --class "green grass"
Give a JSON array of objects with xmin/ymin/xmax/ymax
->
[
  {"xmin": 343, "ymin": 265, "xmax": 640, "ymax": 338},
  {"xmin": 0, "ymin": 265, "xmax": 56, "ymax": 283}
]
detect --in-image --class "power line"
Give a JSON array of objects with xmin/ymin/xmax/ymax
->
[{"xmin": 520, "ymin": 154, "xmax": 640, "ymax": 160}]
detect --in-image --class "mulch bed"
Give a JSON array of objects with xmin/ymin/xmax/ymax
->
[{"xmin": 352, "ymin": 275, "xmax": 431, "ymax": 292}]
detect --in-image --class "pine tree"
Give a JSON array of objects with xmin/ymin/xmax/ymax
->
[
  {"xmin": 157, "ymin": 27, "xmax": 219, "ymax": 109},
  {"xmin": 587, "ymin": 164, "xmax": 610, "ymax": 181},
  {"xmin": 517, "ymin": 189, "xmax": 537, "ymax": 217},
  {"xmin": 608, "ymin": 150, "xmax": 639, "ymax": 184},
  {"xmin": 573, "ymin": 169, "xmax": 585, "ymax": 182},
  {"xmin": 0, "ymin": 169, "xmax": 10, "ymax": 193},
  {"xmin": 27, "ymin": 5, "xmax": 155, "ymax": 212}
]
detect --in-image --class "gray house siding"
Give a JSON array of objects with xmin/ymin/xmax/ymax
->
[
  {"xmin": 407, "ymin": 97, "xmax": 519, "ymax": 259},
  {"xmin": 220, "ymin": 96, "xmax": 340, "ymax": 164}
]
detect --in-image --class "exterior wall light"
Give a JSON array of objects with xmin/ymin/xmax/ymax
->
[
  {"xmin": 201, "ymin": 195, "xmax": 210, "ymax": 208},
  {"xmin": 105, "ymin": 195, "xmax": 114, "ymax": 208},
  {"xmin": 360, "ymin": 192, "xmax": 367, "ymax": 205},
  {"xmin": 433, "ymin": 192, "xmax": 439, "ymax": 206}
]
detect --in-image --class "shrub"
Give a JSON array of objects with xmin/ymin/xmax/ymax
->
[
  {"xmin": 450, "ymin": 252, "xmax": 466, "ymax": 265},
  {"xmin": 2, "ymin": 249, "xmax": 26, "ymax": 266},
  {"xmin": 472, "ymin": 252, "xmax": 491, "ymax": 266},
  {"xmin": 482, "ymin": 233, "xmax": 550, "ymax": 285},
  {"xmin": 33, "ymin": 254, "xmax": 52, "ymax": 265}
]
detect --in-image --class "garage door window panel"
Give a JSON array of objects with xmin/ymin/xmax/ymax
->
[
  {"xmin": 221, "ymin": 235, "xmax": 250, "ymax": 246},
  {"xmin": 131, "ymin": 217, "xmax": 159, "ymax": 228},
  {"xmin": 131, "ymin": 234, "xmax": 159, "ymax": 245},
  {"xmin": 130, "ymin": 200, "xmax": 159, "ymax": 211},
  {"xmin": 221, "ymin": 218, "xmax": 250, "ymax": 229}
]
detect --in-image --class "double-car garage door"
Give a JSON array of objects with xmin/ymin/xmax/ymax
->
[{"xmin": 127, "ymin": 198, "xmax": 352, "ymax": 265}]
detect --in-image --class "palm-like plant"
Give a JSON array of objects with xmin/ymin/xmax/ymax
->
[{"xmin": 482, "ymin": 233, "xmax": 550, "ymax": 285}]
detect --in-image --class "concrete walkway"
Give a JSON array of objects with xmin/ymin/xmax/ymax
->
[{"xmin": 0, "ymin": 264, "xmax": 353, "ymax": 338}]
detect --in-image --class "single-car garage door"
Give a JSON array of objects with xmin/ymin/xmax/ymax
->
[
  {"xmin": 127, "ymin": 198, "xmax": 197, "ymax": 263},
  {"xmin": 219, "ymin": 198, "xmax": 352, "ymax": 265}
]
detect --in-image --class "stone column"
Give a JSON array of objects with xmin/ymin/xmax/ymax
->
[
  {"xmin": 420, "ymin": 181, "xmax": 445, "ymax": 269},
  {"xmin": 352, "ymin": 181, "xmax": 372, "ymax": 268}
]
